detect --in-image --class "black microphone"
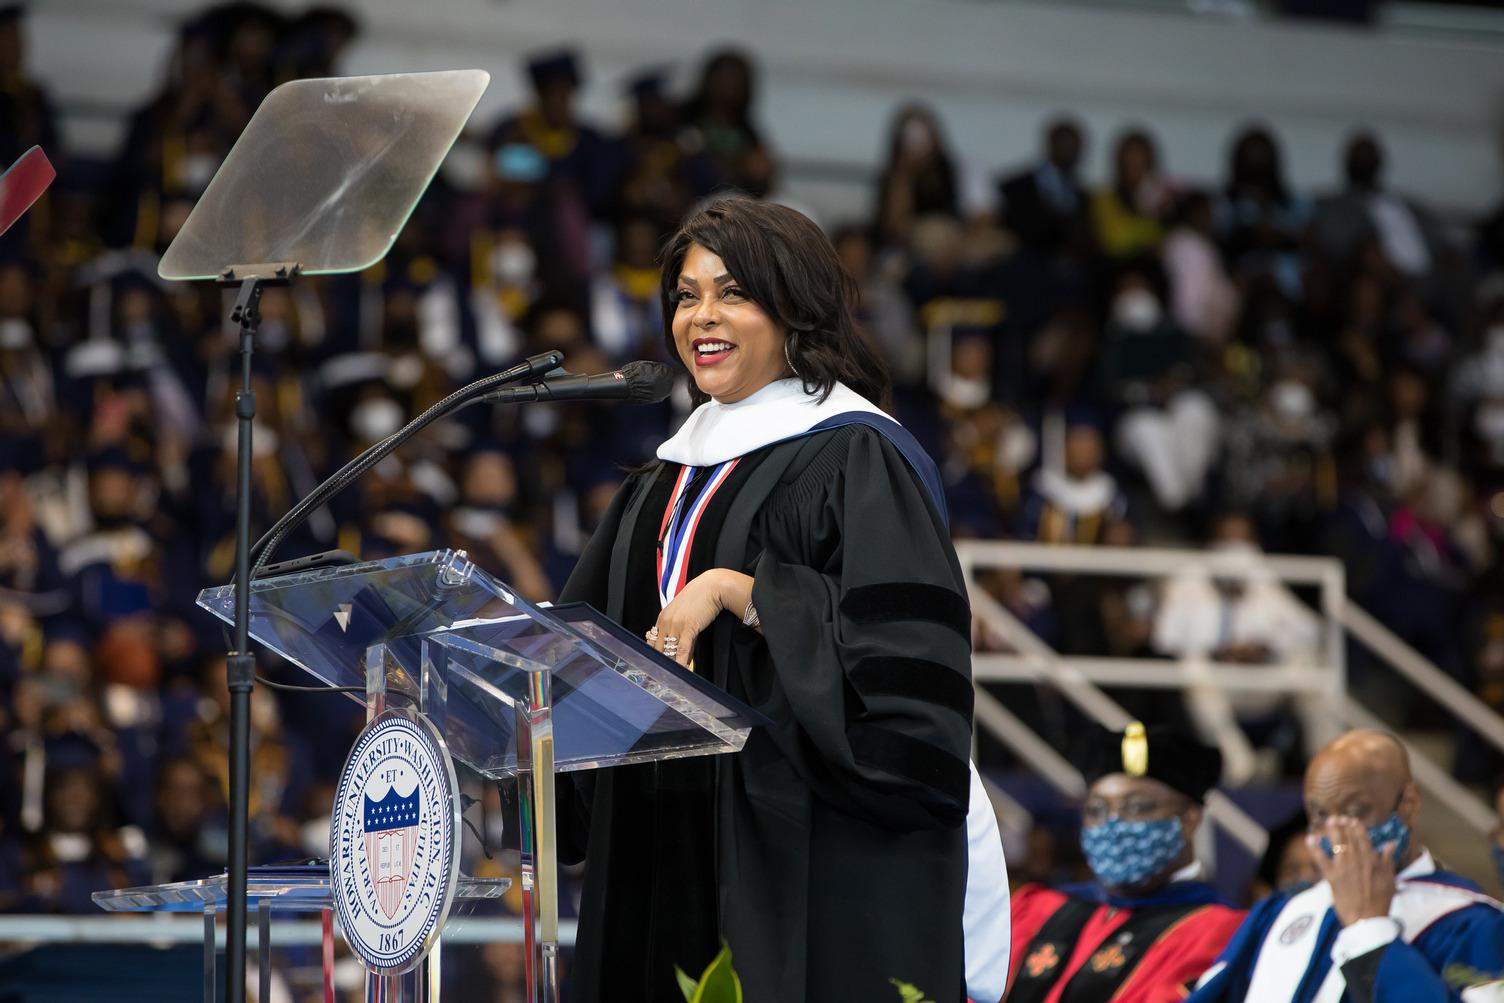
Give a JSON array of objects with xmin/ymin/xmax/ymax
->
[{"xmin": 477, "ymin": 360, "xmax": 674, "ymax": 406}]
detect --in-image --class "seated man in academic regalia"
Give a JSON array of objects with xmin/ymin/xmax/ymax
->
[
  {"xmin": 1006, "ymin": 722, "xmax": 1245, "ymax": 1003},
  {"xmin": 1189, "ymin": 729, "xmax": 1504, "ymax": 1003}
]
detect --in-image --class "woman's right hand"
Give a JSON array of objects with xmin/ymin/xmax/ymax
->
[{"xmin": 646, "ymin": 569, "xmax": 755, "ymax": 668}]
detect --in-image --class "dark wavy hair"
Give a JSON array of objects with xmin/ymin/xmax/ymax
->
[{"xmin": 658, "ymin": 197, "xmax": 891, "ymax": 409}]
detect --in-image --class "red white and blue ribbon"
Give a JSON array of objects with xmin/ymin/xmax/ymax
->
[
  {"xmin": 656, "ymin": 377, "xmax": 947, "ymax": 529},
  {"xmin": 656, "ymin": 459, "xmax": 739, "ymax": 607}
]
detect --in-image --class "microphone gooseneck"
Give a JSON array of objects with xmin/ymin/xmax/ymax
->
[
  {"xmin": 478, "ymin": 360, "xmax": 674, "ymax": 405},
  {"xmin": 248, "ymin": 349, "xmax": 563, "ymax": 578},
  {"xmin": 248, "ymin": 356, "xmax": 672, "ymax": 581}
]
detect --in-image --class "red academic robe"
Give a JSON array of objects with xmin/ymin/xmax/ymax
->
[{"xmin": 1005, "ymin": 882, "xmax": 1245, "ymax": 1003}]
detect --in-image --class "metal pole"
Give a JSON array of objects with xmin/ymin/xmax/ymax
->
[
  {"xmin": 514, "ymin": 707, "xmax": 538, "ymax": 1002},
  {"xmin": 225, "ymin": 278, "xmax": 266, "ymax": 1003},
  {"xmin": 527, "ymin": 669, "xmax": 559, "ymax": 1003}
]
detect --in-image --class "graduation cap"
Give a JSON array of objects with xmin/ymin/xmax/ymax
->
[
  {"xmin": 0, "ymin": 433, "xmax": 43, "ymax": 476},
  {"xmin": 54, "ymin": 156, "xmax": 108, "ymax": 197},
  {"xmin": 279, "ymin": 6, "xmax": 360, "ymax": 77},
  {"xmin": 177, "ymin": 3, "xmax": 286, "ymax": 70},
  {"xmin": 950, "ymin": 325, "xmax": 994, "ymax": 348},
  {"xmin": 197, "ymin": 1, "xmax": 287, "ymax": 44},
  {"xmin": 527, "ymin": 48, "xmax": 581, "ymax": 89},
  {"xmin": 44, "ymin": 618, "xmax": 94, "ymax": 651},
  {"xmin": 1079, "ymin": 721, "xmax": 1222, "ymax": 803},
  {"xmin": 44, "ymin": 734, "xmax": 105, "ymax": 774},
  {"xmin": 175, "ymin": 7, "xmax": 223, "ymax": 53},
  {"xmin": 625, "ymin": 69, "xmax": 668, "ymax": 102},
  {"xmin": 1063, "ymin": 403, "xmax": 1107, "ymax": 433},
  {"xmin": 287, "ymin": 5, "xmax": 359, "ymax": 41},
  {"xmin": 110, "ymin": 266, "xmax": 169, "ymax": 303},
  {"xmin": 86, "ymin": 445, "xmax": 149, "ymax": 478}
]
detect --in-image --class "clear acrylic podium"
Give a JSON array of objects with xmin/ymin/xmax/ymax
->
[
  {"xmin": 94, "ymin": 866, "xmax": 512, "ymax": 1002},
  {"xmin": 175, "ymin": 549, "xmax": 763, "ymax": 1002}
]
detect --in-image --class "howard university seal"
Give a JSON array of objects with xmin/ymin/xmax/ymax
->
[{"xmin": 330, "ymin": 711, "xmax": 459, "ymax": 974}]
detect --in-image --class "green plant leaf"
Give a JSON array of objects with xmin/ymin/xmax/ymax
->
[
  {"xmin": 674, "ymin": 966, "xmax": 699, "ymax": 1001},
  {"xmin": 688, "ymin": 943, "xmax": 743, "ymax": 1003},
  {"xmin": 889, "ymin": 978, "xmax": 934, "ymax": 1003}
]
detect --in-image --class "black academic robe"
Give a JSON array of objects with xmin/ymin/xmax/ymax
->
[{"xmin": 557, "ymin": 423, "xmax": 973, "ymax": 1002}]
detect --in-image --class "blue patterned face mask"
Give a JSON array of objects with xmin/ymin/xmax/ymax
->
[
  {"xmin": 1317, "ymin": 812, "xmax": 1411, "ymax": 866},
  {"xmin": 1080, "ymin": 817, "xmax": 1185, "ymax": 889}
]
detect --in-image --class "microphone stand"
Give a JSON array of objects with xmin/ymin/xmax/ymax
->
[{"xmin": 218, "ymin": 256, "xmax": 552, "ymax": 1001}]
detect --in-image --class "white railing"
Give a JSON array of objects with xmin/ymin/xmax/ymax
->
[{"xmin": 956, "ymin": 539, "xmax": 1504, "ymax": 853}]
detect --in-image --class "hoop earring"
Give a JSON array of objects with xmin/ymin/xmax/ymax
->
[{"xmin": 784, "ymin": 332, "xmax": 801, "ymax": 378}]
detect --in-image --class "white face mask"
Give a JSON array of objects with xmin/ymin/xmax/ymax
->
[
  {"xmin": 183, "ymin": 154, "xmax": 221, "ymax": 195},
  {"xmin": 387, "ymin": 354, "xmax": 423, "ymax": 390},
  {"xmin": 418, "ymin": 287, "xmax": 460, "ymax": 358},
  {"xmin": 257, "ymin": 320, "xmax": 290, "ymax": 353},
  {"xmin": 123, "ymin": 320, "xmax": 156, "ymax": 344},
  {"xmin": 1481, "ymin": 325, "xmax": 1504, "ymax": 397},
  {"xmin": 1270, "ymin": 380, "xmax": 1315, "ymax": 420},
  {"xmin": 0, "ymin": 318, "xmax": 32, "ymax": 349},
  {"xmin": 1112, "ymin": 289, "xmax": 1162, "ymax": 332},
  {"xmin": 492, "ymin": 243, "xmax": 536, "ymax": 286},
  {"xmin": 940, "ymin": 374, "xmax": 990, "ymax": 410},
  {"xmin": 997, "ymin": 422, "xmax": 1036, "ymax": 473},
  {"xmin": 440, "ymin": 139, "xmax": 489, "ymax": 193},
  {"xmin": 350, "ymin": 398, "xmax": 404, "ymax": 441},
  {"xmin": 523, "ymin": 403, "xmax": 559, "ymax": 438},
  {"xmin": 451, "ymin": 506, "xmax": 502, "ymax": 539},
  {"xmin": 1476, "ymin": 401, "xmax": 1504, "ymax": 444},
  {"xmin": 249, "ymin": 689, "xmax": 280, "ymax": 734},
  {"xmin": 301, "ymin": 816, "xmax": 331, "ymax": 860},
  {"xmin": 221, "ymin": 422, "xmax": 279, "ymax": 458}
]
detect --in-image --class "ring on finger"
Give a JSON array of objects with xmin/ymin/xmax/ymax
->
[{"xmin": 645, "ymin": 626, "xmax": 659, "ymax": 641}]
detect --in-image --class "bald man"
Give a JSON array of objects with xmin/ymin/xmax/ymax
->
[{"xmin": 1188, "ymin": 729, "xmax": 1504, "ymax": 1002}]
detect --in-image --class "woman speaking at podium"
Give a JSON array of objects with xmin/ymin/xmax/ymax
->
[{"xmin": 558, "ymin": 197, "xmax": 982, "ymax": 1002}]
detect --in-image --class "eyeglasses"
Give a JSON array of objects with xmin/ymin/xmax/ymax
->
[{"xmin": 1082, "ymin": 796, "xmax": 1173, "ymax": 826}]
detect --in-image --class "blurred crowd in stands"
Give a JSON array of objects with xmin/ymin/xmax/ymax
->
[{"xmin": 3, "ymin": 0, "xmax": 1504, "ymax": 957}]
